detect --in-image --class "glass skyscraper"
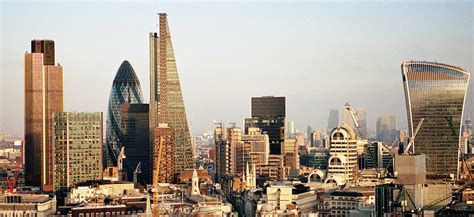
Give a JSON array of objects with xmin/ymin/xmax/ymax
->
[
  {"xmin": 106, "ymin": 60, "xmax": 143, "ymax": 167},
  {"xmin": 402, "ymin": 60, "xmax": 470, "ymax": 175},
  {"xmin": 149, "ymin": 13, "xmax": 194, "ymax": 175}
]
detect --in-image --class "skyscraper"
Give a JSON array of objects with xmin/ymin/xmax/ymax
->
[
  {"xmin": 245, "ymin": 96, "xmax": 286, "ymax": 155},
  {"xmin": 150, "ymin": 13, "xmax": 194, "ymax": 174},
  {"xmin": 327, "ymin": 109, "xmax": 339, "ymax": 131},
  {"xmin": 105, "ymin": 60, "xmax": 143, "ymax": 167},
  {"xmin": 24, "ymin": 39, "xmax": 63, "ymax": 190},
  {"xmin": 287, "ymin": 121, "xmax": 295, "ymax": 137},
  {"xmin": 53, "ymin": 112, "xmax": 103, "ymax": 191},
  {"xmin": 121, "ymin": 103, "xmax": 151, "ymax": 184},
  {"xmin": 402, "ymin": 60, "xmax": 470, "ymax": 175},
  {"xmin": 376, "ymin": 116, "xmax": 398, "ymax": 144}
]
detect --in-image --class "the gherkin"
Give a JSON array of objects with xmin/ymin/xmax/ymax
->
[{"xmin": 105, "ymin": 60, "xmax": 143, "ymax": 167}]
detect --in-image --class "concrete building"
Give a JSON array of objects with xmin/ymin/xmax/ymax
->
[
  {"xmin": 281, "ymin": 138, "xmax": 299, "ymax": 176},
  {"xmin": 24, "ymin": 39, "xmax": 63, "ymax": 190},
  {"xmin": 402, "ymin": 60, "xmax": 470, "ymax": 175},
  {"xmin": 215, "ymin": 123, "xmax": 242, "ymax": 181},
  {"xmin": 53, "ymin": 112, "xmax": 103, "ymax": 191},
  {"xmin": 242, "ymin": 127, "xmax": 270, "ymax": 165},
  {"xmin": 324, "ymin": 187, "xmax": 375, "ymax": 216},
  {"xmin": 326, "ymin": 123, "xmax": 359, "ymax": 185},
  {"xmin": 0, "ymin": 194, "xmax": 56, "ymax": 216}
]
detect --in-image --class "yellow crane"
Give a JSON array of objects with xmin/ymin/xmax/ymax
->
[{"xmin": 153, "ymin": 136, "xmax": 164, "ymax": 217}]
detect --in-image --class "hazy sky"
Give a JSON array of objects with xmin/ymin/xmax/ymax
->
[{"xmin": 1, "ymin": 1, "xmax": 473, "ymax": 137}]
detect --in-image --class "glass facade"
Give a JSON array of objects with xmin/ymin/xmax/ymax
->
[
  {"xmin": 245, "ymin": 96, "xmax": 286, "ymax": 155},
  {"xmin": 105, "ymin": 61, "xmax": 143, "ymax": 167},
  {"xmin": 150, "ymin": 13, "xmax": 194, "ymax": 174},
  {"xmin": 402, "ymin": 60, "xmax": 470, "ymax": 175},
  {"xmin": 24, "ymin": 40, "xmax": 64, "ymax": 190}
]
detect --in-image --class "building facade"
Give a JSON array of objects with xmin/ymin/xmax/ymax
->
[
  {"xmin": 105, "ymin": 60, "xmax": 143, "ymax": 167},
  {"xmin": 376, "ymin": 116, "xmax": 398, "ymax": 145},
  {"xmin": 24, "ymin": 39, "xmax": 63, "ymax": 190},
  {"xmin": 326, "ymin": 123, "xmax": 359, "ymax": 184},
  {"xmin": 149, "ymin": 13, "xmax": 194, "ymax": 174},
  {"xmin": 402, "ymin": 60, "xmax": 470, "ymax": 175},
  {"xmin": 245, "ymin": 96, "xmax": 286, "ymax": 155},
  {"xmin": 120, "ymin": 103, "xmax": 151, "ymax": 184},
  {"xmin": 328, "ymin": 109, "xmax": 339, "ymax": 131},
  {"xmin": 53, "ymin": 112, "xmax": 103, "ymax": 191}
]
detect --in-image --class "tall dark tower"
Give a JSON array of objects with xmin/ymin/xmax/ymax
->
[
  {"xmin": 245, "ymin": 96, "xmax": 286, "ymax": 154},
  {"xmin": 25, "ymin": 40, "xmax": 63, "ymax": 191}
]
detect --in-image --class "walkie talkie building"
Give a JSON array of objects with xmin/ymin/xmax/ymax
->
[
  {"xmin": 402, "ymin": 60, "xmax": 470, "ymax": 176},
  {"xmin": 105, "ymin": 60, "xmax": 143, "ymax": 167}
]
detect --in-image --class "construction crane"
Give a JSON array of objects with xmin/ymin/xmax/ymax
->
[
  {"xmin": 5, "ymin": 143, "xmax": 23, "ymax": 193},
  {"xmin": 152, "ymin": 136, "xmax": 164, "ymax": 217},
  {"xmin": 403, "ymin": 118, "xmax": 424, "ymax": 155},
  {"xmin": 133, "ymin": 162, "xmax": 141, "ymax": 184},
  {"xmin": 345, "ymin": 106, "xmax": 380, "ymax": 174}
]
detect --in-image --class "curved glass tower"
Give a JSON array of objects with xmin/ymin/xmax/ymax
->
[
  {"xmin": 106, "ymin": 60, "xmax": 143, "ymax": 166},
  {"xmin": 402, "ymin": 60, "xmax": 470, "ymax": 175}
]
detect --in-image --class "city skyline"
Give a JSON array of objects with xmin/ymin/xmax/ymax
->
[{"xmin": 1, "ymin": 1, "xmax": 473, "ymax": 137}]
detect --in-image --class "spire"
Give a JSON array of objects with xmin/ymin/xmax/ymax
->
[{"xmin": 191, "ymin": 168, "xmax": 200, "ymax": 195}]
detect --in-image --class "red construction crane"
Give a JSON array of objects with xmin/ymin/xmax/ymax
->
[{"xmin": 5, "ymin": 143, "xmax": 22, "ymax": 193}]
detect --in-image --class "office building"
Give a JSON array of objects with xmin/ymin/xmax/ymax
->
[
  {"xmin": 24, "ymin": 39, "xmax": 63, "ymax": 190},
  {"xmin": 327, "ymin": 109, "xmax": 339, "ymax": 131},
  {"xmin": 364, "ymin": 142, "xmax": 393, "ymax": 170},
  {"xmin": 245, "ymin": 96, "xmax": 286, "ymax": 155},
  {"xmin": 310, "ymin": 130, "xmax": 321, "ymax": 148},
  {"xmin": 376, "ymin": 116, "xmax": 398, "ymax": 144},
  {"xmin": 53, "ymin": 112, "xmax": 103, "ymax": 191},
  {"xmin": 120, "ymin": 103, "xmax": 151, "ymax": 184},
  {"xmin": 0, "ymin": 194, "xmax": 56, "ymax": 216},
  {"xmin": 402, "ymin": 60, "xmax": 470, "ymax": 175},
  {"xmin": 105, "ymin": 60, "xmax": 143, "ymax": 167},
  {"xmin": 242, "ymin": 127, "xmax": 270, "ymax": 166},
  {"xmin": 150, "ymin": 13, "xmax": 193, "ymax": 174},
  {"xmin": 326, "ymin": 123, "xmax": 358, "ymax": 184},
  {"xmin": 281, "ymin": 138, "xmax": 299, "ymax": 176},
  {"xmin": 214, "ymin": 123, "xmax": 242, "ymax": 181}
]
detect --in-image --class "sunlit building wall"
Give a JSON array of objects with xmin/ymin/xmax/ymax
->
[{"xmin": 402, "ymin": 60, "xmax": 470, "ymax": 175}]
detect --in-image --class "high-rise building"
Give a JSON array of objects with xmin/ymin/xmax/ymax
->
[
  {"xmin": 245, "ymin": 96, "xmax": 285, "ymax": 155},
  {"xmin": 306, "ymin": 125, "xmax": 313, "ymax": 142},
  {"xmin": 214, "ymin": 123, "xmax": 242, "ymax": 182},
  {"xmin": 120, "ymin": 103, "xmax": 151, "ymax": 184},
  {"xmin": 24, "ymin": 39, "xmax": 63, "ymax": 190},
  {"xmin": 53, "ymin": 112, "xmax": 103, "ymax": 191},
  {"xmin": 242, "ymin": 127, "xmax": 270, "ymax": 166},
  {"xmin": 287, "ymin": 121, "xmax": 295, "ymax": 137},
  {"xmin": 281, "ymin": 138, "xmax": 299, "ymax": 176},
  {"xmin": 376, "ymin": 116, "xmax": 398, "ymax": 144},
  {"xmin": 402, "ymin": 60, "xmax": 470, "ymax": 175},
  {"xmin": 326, "ymin": 123, "xmax": 358, "ymax": 184},
  {"xmin": 310, "ymin": 130, "xmax": 321, "ymax": 148},
  {"xmin": 105, "ymin": 60, "xmax": 143, "ymax": 167},
  {"xmin": 327, "ymin": 109, "xmax": 339, "ymax": 131},
  {"xmin": 150, "ymin": 13, "xmax": 193, "ymax": 174}
]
